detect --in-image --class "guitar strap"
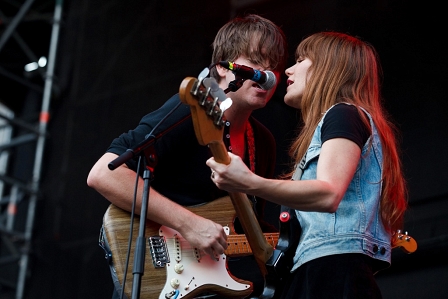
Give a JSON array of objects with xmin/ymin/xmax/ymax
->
[
  {"xmin": 98, "ymin": 227, "xmax": 129, "ymax": 299},
  {"xmin": 278, "ymin": 153, "xmax": 306, "ymax": 258},
  {"xmin": 291, "ymin": 154, "xmax": 306, "ymax": 181}
]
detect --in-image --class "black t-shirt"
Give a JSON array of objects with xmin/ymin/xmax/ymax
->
[
  {"xmin": 321, "ymin": 104, "xmax": 370, "ymax": 149},
  {"xmin": 107, "ymin": 93, "xmax": 276, "ymax": 209}
]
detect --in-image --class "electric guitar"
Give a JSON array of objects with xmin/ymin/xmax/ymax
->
[
  {"xmin": 102, "ymin": 196, "xmax": 279, "ymax": 299},
  {"xmin": 179, "ymin": 69, "xmax": 289, "ymax": 298}
]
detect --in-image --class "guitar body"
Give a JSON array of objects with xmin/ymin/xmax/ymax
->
[{"xmin": 103, "ymin": 196, "xmax": 257, "ymax": 299}]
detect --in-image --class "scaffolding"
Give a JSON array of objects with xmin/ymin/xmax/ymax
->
[{"xmin": 0, "ymin": 1, "xmax": 63, "ymax": 298}]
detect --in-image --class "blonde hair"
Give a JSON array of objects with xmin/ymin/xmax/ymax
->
[{"xmin": 289, "ymin": 31, "xmax": 407, "ymax": 232}]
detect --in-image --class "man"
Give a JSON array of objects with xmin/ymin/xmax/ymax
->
[{"xmin": 87, "ymin": 14, "xmax": 288, "ymax": 298}]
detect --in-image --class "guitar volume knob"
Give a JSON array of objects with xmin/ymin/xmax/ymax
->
[
  {"xmin": 174, "ymin": 263, "xmax": 184, "ymax": 274},
  {"xmin": 170, "ymin": 278, "xmax": 180, "ymax": 289}
]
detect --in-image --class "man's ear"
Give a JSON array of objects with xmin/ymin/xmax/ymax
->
[{"xmin": 216, "ymin": 64, "xmax": 229, "ymax": 79}]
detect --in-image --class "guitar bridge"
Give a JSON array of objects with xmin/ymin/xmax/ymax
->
[{"xmin": 148, "ymin": 236, "xmax": 170, "ymax": 268}]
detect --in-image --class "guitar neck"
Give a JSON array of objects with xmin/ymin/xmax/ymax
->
[
  {"xmin": 208, "ymin": 142, "xmax": 274, "ymax": 275},
  {"xmin": 226, "ymin": 233, "xmax": 279, "ymax": 257},
  {"xmin": 179, "ymin": 75, "xmax": 274, "ymax": 276}
]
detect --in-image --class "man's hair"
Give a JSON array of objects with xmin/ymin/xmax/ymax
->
[{"xmin": 210, "ymin": 14, "xmax": 288, "ymax": 80}]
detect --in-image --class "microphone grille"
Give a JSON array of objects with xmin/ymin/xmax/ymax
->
[{"xmin": 262, "ymin": 71, "xmax": 276, "ymax": 90}]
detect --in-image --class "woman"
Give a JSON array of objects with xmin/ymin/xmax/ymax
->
[{"xmin": 207, "ymin": 31, "xmax": 407, "ymax": 298}]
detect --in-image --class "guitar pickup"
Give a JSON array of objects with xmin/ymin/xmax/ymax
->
[{"xmin": 148, "ymin": 236, "xmax": 170, "ymax": 268}]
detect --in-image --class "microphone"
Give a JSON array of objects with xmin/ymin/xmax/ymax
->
[{"xmin": 218, "ymin": 61, "xmax": 276, "ymax": 90}]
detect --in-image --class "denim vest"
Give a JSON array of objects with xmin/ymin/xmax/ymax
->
[{"xmin": 290, "ymin": 103, "xmax": 391, "ymax": 272}]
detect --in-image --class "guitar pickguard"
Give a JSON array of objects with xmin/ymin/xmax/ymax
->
[{"xmin": 153, "ymin": 226, "xmax": 251, "ymax": 299}]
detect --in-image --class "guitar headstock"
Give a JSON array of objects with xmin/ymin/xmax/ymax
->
[
  {"xmin": 179, "ymin": 68, "xmax": 232, "ymax": 147},
  {"xmin": 392, "ymin": 230, "xmax": 417, "ymax": 254}
]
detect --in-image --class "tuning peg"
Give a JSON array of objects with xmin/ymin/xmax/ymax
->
[
  {"xmin": 198, "ymin": 67, "xmax": 209, "ymax": 82},
  {"xmin": 220, "ymin": 98, "xmax": 233, "ymax": 112}
]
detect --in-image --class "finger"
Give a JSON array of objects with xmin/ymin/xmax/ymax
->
[
  {"xmin": 205, "ymin": 157, "xmax": 215, "ymax": 167},
  {"xmin": 212, "ymin": 243, "xmax": 225, "ymax": 256},
  {"xmin": 219, "ymin": 238, "xmax": 228, "ymax": 251},
  {"xmin": 207, "ymin": 248, "xmax": 220, "ymax": 260}
]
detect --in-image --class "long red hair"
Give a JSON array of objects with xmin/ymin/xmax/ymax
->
[{"xmin": 288, "ymin": 32, "xmax": 407, "ymax": 232}]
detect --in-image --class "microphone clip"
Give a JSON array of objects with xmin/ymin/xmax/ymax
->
[{"xmin": 224, "ymin": 76, "xmax": 245, "ymax": 93}]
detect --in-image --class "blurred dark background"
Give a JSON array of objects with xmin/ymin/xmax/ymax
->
[{"xmin": 0, "ymin": 0, "xmax": 447, "ymax": 298}]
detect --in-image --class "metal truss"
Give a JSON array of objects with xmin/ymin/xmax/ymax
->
[{"xmin": 0, "ymin": 1, "xmax": 63, "ymax": 298}]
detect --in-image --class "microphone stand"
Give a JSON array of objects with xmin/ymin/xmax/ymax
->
[
  {"xmin": 130, "ymin": 157, "xmax": 151, "ymax": 299},
  {"xmin": 107, "ymin": 101, "xmax": 184, "ymax": 299}
]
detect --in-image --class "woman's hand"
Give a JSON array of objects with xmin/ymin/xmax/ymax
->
[{"xmin": 206, "ymin": 152, "xmax": 254, "ymax": 193}]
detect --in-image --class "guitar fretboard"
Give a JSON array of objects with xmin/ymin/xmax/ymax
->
[{"xmin": 225, "ymin": 233, "xmax": 279, "ymax": 257}]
